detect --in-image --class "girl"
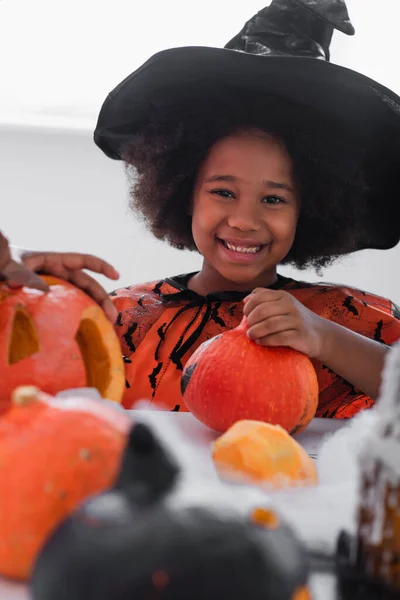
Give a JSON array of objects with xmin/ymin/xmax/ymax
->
[
  {"xmin": 20, "ymin": 1, "xmax": 400, "ymax": 418},
  {"xmin": 99, "ymin": 94, "xmax": 400, "ymax": 418},
  {"xmin": 93, "ymin": 0, "xmax": 400, "ymax": 417}
]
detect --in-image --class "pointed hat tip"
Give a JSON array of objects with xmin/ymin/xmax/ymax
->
[{"xmin": 293, "ymin": 0, "xmax": 355, "ymax": 35}]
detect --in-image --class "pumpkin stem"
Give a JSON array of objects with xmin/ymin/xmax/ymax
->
[
  {"xmin": 251, "ymin": 507, "xmax": 280, "ymax": 530},
  {"xmin": 114, "ymin": 422, "xmax": 180, "ymax": 506},
  {"xmin": 12, "ymin": 385, "xmax": 39, "ymax": 407}
]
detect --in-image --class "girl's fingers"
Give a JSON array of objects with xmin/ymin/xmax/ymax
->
[
  {"xmin": 245, "ymin": 302, "xmax": 291, "ymax": 329},
  {"xmin": 254, "ymin": 329, "xmax": 299, "ymax": 348},
  {"xmin": 21, "ymin": 252, "xmax": 120, "ymax": 280},
  {"xmin": 21, "ymin": 253, "xmax": 69, "ymax": 279},
  {"xmin": 247, "ymin": 315, "xmax": 296, "ymax": 340},
  {"xmin": 59, "ymin": 253, "xmax": 120, "ymax": 279},
  {"xmin": 0, "ymin": 232, "xmax": 11, "ymax": 271},
  {"xmin": 2, "ymin": 260, "xmax": 50, "ymax": 291},
  {"xmin": 243, "ymin": 288, "xmax": 286, "ymax": 315}
]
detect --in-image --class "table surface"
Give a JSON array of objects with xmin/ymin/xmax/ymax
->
[{"xmin": 0, "ymin": 413, "xmax": 347, "ymax": 599}]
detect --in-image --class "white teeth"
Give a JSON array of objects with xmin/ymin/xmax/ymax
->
[{"xmin": 225, "ymin": 241, "xmax": 261, "ymax": 254}]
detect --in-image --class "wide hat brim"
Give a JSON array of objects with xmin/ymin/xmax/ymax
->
[{"xmin": 94, "ymin": 46, "xmax": 400, "ymax": 251}]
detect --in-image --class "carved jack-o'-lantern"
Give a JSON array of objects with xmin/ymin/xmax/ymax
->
[{"xmin": 0, "ymin": 276, "xmax": 125, "ymax": 413}]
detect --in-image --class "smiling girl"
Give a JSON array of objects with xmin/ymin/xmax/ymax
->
[
  {"xmin": 20, "ymin": 0, "xmax": 400, "ymax": 418},
  {"xmin": 94, "ymin": 80, "xmax": 400, "ymax": 416},
  {"xmin": 92, "ymin": 0, "xmax": 400, "ymax": 417}
]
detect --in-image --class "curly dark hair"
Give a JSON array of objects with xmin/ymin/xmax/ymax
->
[{"xmin": 121, "ymin": 86, "xmax": 370, "ymax": 270}]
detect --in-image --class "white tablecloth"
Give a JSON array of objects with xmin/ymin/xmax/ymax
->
[{"xmin": 0, "ymin": 414, "xmax": 347, "ymax": 599}]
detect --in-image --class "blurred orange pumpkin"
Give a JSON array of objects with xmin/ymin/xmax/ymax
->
[
  {"xmin": 0, "ymin": 386, "xmax": 132, "ymax": 580},
  {"xmin": 182, "ymin": 317, "xmax": 318, "ymax": 434},
  {"xmin": 0, "ymin": 276, "xmax": 125, "ymax": 414},
  {"xmin": 212, "ymin": 420, "xmax": 318, "ymax": 489}
]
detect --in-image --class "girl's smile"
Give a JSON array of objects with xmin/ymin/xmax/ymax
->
[{"xmin": 216, "ymin": 237, "xmax": 269, "ymax": 263}]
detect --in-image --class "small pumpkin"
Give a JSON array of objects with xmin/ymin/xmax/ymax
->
[
  {"xmin": 0, "ymin": 386, "xmax": 131, "ymax": 580},
  {"xmin": 212, "ymin": 420, "xmax": 318, "ymax": 489},
  {"xmin": 32, "ymin": 421, "xmax": 311, "ymax": 600},
  {"xmin": 181, "ymin": 317, "xmax": 318, "ymax": 434},
  {"xmin": 0, "ymin": 276, "xmax": 125, "ymax": 414}
]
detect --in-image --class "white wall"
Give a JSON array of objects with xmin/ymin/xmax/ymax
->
[
  {"xmin": 0, "ymin": 0, "xmax": 399, "ymax": 125},
  {"xmin": 0, "ymin": 125, "xmax": 203, "ymax": 291},
  {"xmin": 1, "ymin": 124, "xmax": 399, "ymax": 303}
]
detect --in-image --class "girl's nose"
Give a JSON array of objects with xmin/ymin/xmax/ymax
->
[{"xmin": 227, "ymin": 202, "xmax": 261, "ymax": 232}]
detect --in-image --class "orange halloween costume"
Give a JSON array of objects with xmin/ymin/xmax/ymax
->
[{"xmin": 111, "ymin": 273, "xmax": 400, "ymax": 418}]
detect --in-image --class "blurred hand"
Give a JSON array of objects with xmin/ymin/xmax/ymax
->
[
  {"xmin": 0, "ymin": 232, "xmax": 49, "ymax": 291},
  {"xmin": 20, "ymin": 251, "xmax": 120, "ymax": 322},
  {"xmin": 0, "ymin": 232, "xmax": 119, "ymax": 323}
]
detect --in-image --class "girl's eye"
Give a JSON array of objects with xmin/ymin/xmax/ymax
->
[
  {"xmin": 211, "ymin": 189, "xmax": 235, "ymax": 199},
  {"xmin": 262, "ymin": 195, "xmax": 285, "ymax": 205}
]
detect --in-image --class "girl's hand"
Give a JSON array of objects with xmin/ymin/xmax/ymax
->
[
  {"xmin": 243, "ymin": 286, "xmax": 390, "ymax": 401},
  {"xmin": 0, "ymin": 231, "xmax": 11, "ymax": 271},
  {"xmin": 243, "ymin": 287, "xmax": 327, "ymax": 359},
  {"xmin": 0, "ymin": 234, "xmax": 119, "ymax": 323},
  {"xmin": 0, "ymin": 232, "xmax": 49, "ymax": 292},
  {"xmin": 19, "ymin": 251, "xmax": 120, "ymax": 322}
]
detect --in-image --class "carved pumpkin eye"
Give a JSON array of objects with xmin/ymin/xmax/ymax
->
[{"xmin": 8, "ymin": 308, "xmax": 40, "ymax": 365}]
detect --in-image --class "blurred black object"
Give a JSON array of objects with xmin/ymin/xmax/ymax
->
[{"xmin": 31, "ymin": 422, "xmax": 310, "ymax": 600}]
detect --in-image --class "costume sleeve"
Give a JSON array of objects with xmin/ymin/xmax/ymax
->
[
  {"xmin": 110, "ymin": 281, "xmax": 165, "ymax": 358},
  {"xmin": 290, "ymin": 284, "xmax": 400, "ymax": 418}
]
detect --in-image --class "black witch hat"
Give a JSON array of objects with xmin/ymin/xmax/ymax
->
[
  {"xmin": 225, "ymin": 0, "xmax": 354, "ymax": 59},
  {"xmin": 94, "ymin": 0, "xmax": 400, "ymax": 251}
]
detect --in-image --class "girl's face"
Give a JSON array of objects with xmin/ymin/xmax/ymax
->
[{"xmin": 191, "ymin": 130, "xmax": 300, "ymax": 293}]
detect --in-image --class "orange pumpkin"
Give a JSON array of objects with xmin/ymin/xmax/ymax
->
[
  {"xmin": 212, "ymin": 420, "xmax": 318, "ymax": 489},
  {"xmin": 0, "ymin": 385, "xmax": 132, "ymax": 581},
  {"xmin": 0, "ymin": 276, "xmax": 125, "ymax": 414},
  {"xmin": 181, "ymin": 317, "xmax": 318, "ymax": 434}
]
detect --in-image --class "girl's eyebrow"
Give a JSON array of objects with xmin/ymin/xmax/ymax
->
[
  {"xmin": 204, "ymin": 174, "xmax": 237, "ymax": 184},
  {"xmin": 264, "ymin": 180, "xmax": 294, "ymax": 193},
  {"xmin": 205, "ymin": 174, "xmax": 294, "ymax": 193}
]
